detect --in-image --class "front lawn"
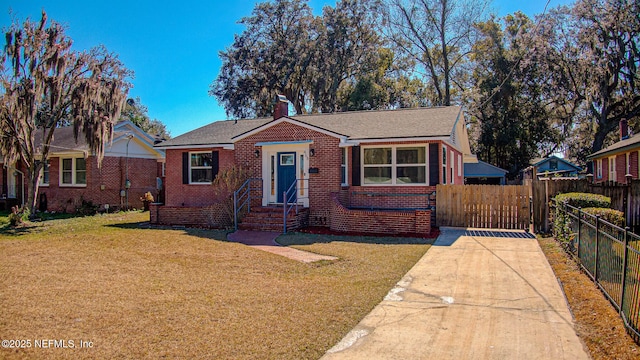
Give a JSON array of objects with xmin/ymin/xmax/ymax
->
[{"xmin": 0, "ymin": 212, "xmax": 431, "ymax": 359}]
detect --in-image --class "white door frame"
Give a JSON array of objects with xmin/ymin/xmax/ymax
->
[{"xmin": 259, "ymin": 142, "xmax": 310, "ymax": 207}]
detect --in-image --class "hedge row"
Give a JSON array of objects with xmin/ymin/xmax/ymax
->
[
  {"xmin": 582, "ymin": 207, "xmax": 625, "ymax": 227},
  {"xmin": 555, "ymin": 192, "xmax": 611, "ymax": 209}
]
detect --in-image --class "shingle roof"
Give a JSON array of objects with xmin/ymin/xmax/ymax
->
[
  {"xmin": 587, "ymin": 133, "xmax": 640, "ymax": 159},
  {"xmin": 156, "ymin": 106, "xmax": 462, "ymax": 148},
  {"xmin": 464, "ymin": 160, "xmax": 508, "ymax": 177}
]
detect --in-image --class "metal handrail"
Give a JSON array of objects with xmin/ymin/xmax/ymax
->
[
  {"xmin": 283, "ymin": 178, "xmax": 299, "ymax": 234},
  {"xmin": 282, "ymin": 179, "xmax": 309, "ymax": 234},
  {"xmin": 233, "ymin": 178, "xmax": 262, "ymax": 231}
]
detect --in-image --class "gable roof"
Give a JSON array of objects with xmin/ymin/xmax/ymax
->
[
  {"xmin": 464, "ymin": 160, "xmax": 508, "ymax": 177},
  {"xmin": 530, "ymin": 155, "xmax": 581, "ymax": 171},
  {"xmin": 587, "ymin": 132, "xmax": 640, "ymax": 159},
  {"xmin": 156, "ymin": 106, "xmax": 463, "ymax": 149},
  {"xmin": 35, "ymin": 121, "xmax": 164, "ymax": 158}
]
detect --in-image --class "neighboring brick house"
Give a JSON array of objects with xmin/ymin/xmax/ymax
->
[
  {"xmin": 152, "ymin": 103, "xmax": 471, "ymax": 235},
  {"xmin": 0, "ymin": 121, "xmax": 165, "ymax": 212},
  {"xmin": 588, "ymin": 119, "xmax": 640, "ymax": 183}
]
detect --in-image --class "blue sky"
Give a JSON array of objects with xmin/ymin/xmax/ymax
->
[{"xmin": 0, "ymin": 0, "xmax": 573, "ymax": 137}]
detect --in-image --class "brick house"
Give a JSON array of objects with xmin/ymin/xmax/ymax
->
[
  {"xmin": 0, "ymin": 121, "xmax": 165, "ymax": 212},
  {"xmin": 152, "ymin": 102, "xmax": 471, "ymax": 235},
  {"xmin": 588, "ymin": 119, "xmax": 640, "ymax": 183}
]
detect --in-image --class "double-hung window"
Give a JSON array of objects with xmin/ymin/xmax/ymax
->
[
  {"xmin": 40, "ymin": 161, "xmax": 50, "ymax": 186},
  {"xmin": 60, "ymin": 157, "xmax": 86, "ymax": 186},
  {"xmin": 442, "ymin": 146, "xmax": 447, "ymax": 184},
  {"xmin": 596, "ymin": 159, "xmax": 603, "ymax": 179},
  {"xmin": 341, "ymin": 148, "xmax": 348, "ymax": 185},
  {"xmin": 609, "ymin": 156, "xmax": 616, "ymax": 181},
  {"xmin": 363, "ymin": 146, "xmax": 426, "ymax": 185},
  {"xmin": 190, "ymin": 152, "xmax": 213, "ymax": 183}
]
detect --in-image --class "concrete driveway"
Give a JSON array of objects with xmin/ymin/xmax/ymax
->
[{"xmin": 321, "ymin": 228, "xmax": 590, "ymax": 360}]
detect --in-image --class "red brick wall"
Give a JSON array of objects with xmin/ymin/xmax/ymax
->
[
  {"xmin": 164, "ymin": 148, "xmax": 235, "ymax": 206},
  {"xmin": 39, "ymin": 156, "xmax": 159, "ymax": 212},
  {"xmin": 150, "ymin": 203, "xmax": 230, "ymax": 228},
  {"xmin": 330, "ymin": 193, "xmax": 431, "ymax": 235},
  {"xmin": 345, "ymin": 186, "xmax": 436, "ymax": 210},
  {"xmin": 235, "ymin": 121, "xmax": 342, "ymax": 226}
]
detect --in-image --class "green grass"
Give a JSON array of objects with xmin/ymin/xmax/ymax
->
[{"xmin": 0, "ymin": 212, "xmax": 431, "ymax": 359}]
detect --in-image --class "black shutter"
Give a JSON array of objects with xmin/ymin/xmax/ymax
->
[
  {"xmin": 182, "ymin": 152, "xmax": 189, "ymax": 184},
  {"xmin": 429, "ymin": 144, "xmax": 439, "ymax": 186},
  {"xmin": 351, "ymin": 146, "xmax": 361, "ymax": 186},
  {"xmin": 212, "ymin": 151, "xmax": 219, "ymax": 180}
]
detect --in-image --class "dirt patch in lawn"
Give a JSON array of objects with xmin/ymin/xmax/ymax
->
[
  {"xmin": 297, "ymin": 226, "xmax": 440, "ymax": 239},
  {"xmin": 538, "ymin": 237, "xmax": 640, "ymax": 360},
  {"xmin": 0, "ymin": 212, "xmax": 431, "ymax": 359}
]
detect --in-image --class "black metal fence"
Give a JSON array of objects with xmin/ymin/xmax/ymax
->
[{"xmin": 552, "ymin": 199, "xmax": 640, "ymax": 344}]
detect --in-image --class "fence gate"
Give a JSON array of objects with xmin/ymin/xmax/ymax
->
[{"xmin": 436, "ymin": 185, "xmax": 531, "ymax": 229}]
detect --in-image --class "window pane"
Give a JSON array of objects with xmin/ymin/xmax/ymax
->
[
  {"xmin": 76, "ymin": 158, "xmax": 86, "ymax": 171},
  {"xmin": 364, "ymin": 167, "xmax": 392, "ymax": 184},
  {"xmin": 62, "ymin": 172, "xmax": 72, "ymax": 184},
  {"xmin": 397, "ymin": 166, "xmax": 426, "ymax": 184},
  {"xmin": 397, "ymin": 147, "xmax": 425, "ymax": 164},
  {"xmin": 341, "ymin": 148, "xmax": 346, "ymax": 164},
  {"xmin": 191, "ymin": 169, "xmax": 212, "ymax": 183},
  {"xmin": 191, "ymin": 153, "xmax": 212, "ymax": 167},
  {"xmin": 42, "ymin": 162, "xmax": 49, "ymax": 184},
  {"xmin": 76, "ymin": 171, "xmax": 86, "ymax": 184},
  {"xmin": 341, "ymin": 167, "xmax": 346, "ymax": 184},
  {"xmin": 62, "ymin": 158, "xmax": 72, "ymax": 171},
  {"xmin": 364, "ymin": 148, "xmax": 391, "ymax": 165}
]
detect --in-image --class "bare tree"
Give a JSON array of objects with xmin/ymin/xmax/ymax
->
[
  {"xmin": 382, "ymin": 0, "xmax": 489, "ymax": 106},
  {"xmin": 0, "ymin": 11, "xmax": 132, "ymax": 214}
]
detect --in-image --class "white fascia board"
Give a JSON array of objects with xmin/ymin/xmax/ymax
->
[
  {"xmin": 354, "ymin": 136, "xmax": 450, "ymax": 144},
  {"xmin": 232, "ymin": 117, "xmax": 346, "ymax": 142},
  {"xmin": 153, "ymin": 144, "xmax": 233, "ymax": 150},
  {"xmin": 254, "ymin": 140, "xmax": 313, "ymax": 147}
]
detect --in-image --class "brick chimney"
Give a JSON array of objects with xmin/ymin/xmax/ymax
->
[
  {"xmin": 274, "ymin": 94, "xmax": 288, "ymax": 120},
  {"xmin": 620, "ymin": 118, "xmax": 629, "ymax": 140}
]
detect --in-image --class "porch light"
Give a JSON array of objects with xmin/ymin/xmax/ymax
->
[
  {"xmin": 255, "ymin": 149, "xmax": 260, "ymax": 158},
  {"xmin": 310, "ymin": 148, "xmax": 315, "ymax": 157}
]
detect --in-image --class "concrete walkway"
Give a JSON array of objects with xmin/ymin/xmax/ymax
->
[
  {"xmin": 227, "ymin": 230, "xmax": 338, "ymax": 263},
  {"xmin": 321, "ymin": 228, "xmax": 590, "ymax": 360}
]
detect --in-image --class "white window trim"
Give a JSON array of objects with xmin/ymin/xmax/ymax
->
[
  {"xmin": 457, "ymin": 154, "xmax": 462, "ymax": 178},
  {"xmin": 450, "ymin": 150, "xmax": 455, "ymax": 185},
  {"xmin": 596, "ymin": 159, "xmax": 603, "ymax": 179},
  {"xmin": 361, "ymin": 145, "xmax": 429, "ymax": 186},
  {"xmin": 59, "ymin": 157, "xmax": 87, "ymax": 187},
  {"xmin": 189, "ymin": 151, "xmax": 213, "ymax": 184},
  {"xmin": 39, "ymin": 161, "xmax": 50, "ymax": 187},
  {"xmin": 442, "ymin": 145, "xmax": 447, "ymax": 185},
  {"xmin": 609, "ymin": 156, "xmax": 616, "ymax": 181},
  {"xmin": 341, "ymin": 147, "xmax": 348, "ymax": 186},
  {"xmin": 626, "ymin": 152, "xmax": 631, "ymax": 175}
]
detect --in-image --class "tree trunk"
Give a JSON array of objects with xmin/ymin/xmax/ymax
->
[{"xmin": 25, "ymin": 163, "xmax": 42, "ymax": 216}]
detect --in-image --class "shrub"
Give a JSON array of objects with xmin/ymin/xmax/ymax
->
[
  {"xmin": 211, "ymin": 165, "xmax": 251, "ymax": 227},
  {"xmin": 8, "ymin": 206, "xmax": 30, "ymax": 227},
  {"xmin": 76, "ymin": 200, "xmax": 99, "ymax": 216},
  {"xmin": 582, "ymin": 207, "xmax": 625, "ymax": 227},
  {"xmin": 553, "ymin": 206, "xmax": 574, "ymax": 248},
  {"xmin": 555, "ymin": 192, "xmax": 611, "ymax": 209}
]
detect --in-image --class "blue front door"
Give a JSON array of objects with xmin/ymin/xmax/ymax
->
[{"xmin": 277, "ymin": 152, "xmax": 296, "ymax": 203}]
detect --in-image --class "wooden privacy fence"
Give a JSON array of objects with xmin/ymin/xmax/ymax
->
[
  {"xmin": 531, "ymin": 178, "xmax": 640, "ymax": 233},
  {"xmin": 436, "ymin": 185, "xmax": 531, "ymax": 229}
]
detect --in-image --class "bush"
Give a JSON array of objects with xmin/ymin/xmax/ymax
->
[
  {"xmin": 582, "ymin": 207, "xmax": 625, "ymax": 227},
  {"xmin": 555, "ymin": 192, "xmax": 611, "ymax": 209},
  {"xmin": 8, "ymin": 206, "xmax": 30, "ymax": 226},
  {"xmin": 553, "ymin": 207, "xmax": 574, "ymax": 247},
  {"xmin": 211, "ymin": 166, "xmax": 251, "ymax": 227}
]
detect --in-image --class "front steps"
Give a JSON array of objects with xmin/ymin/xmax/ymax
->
[{"xmin": 238, "ymin": 206, "xmax": 309, "ymax": 232}]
